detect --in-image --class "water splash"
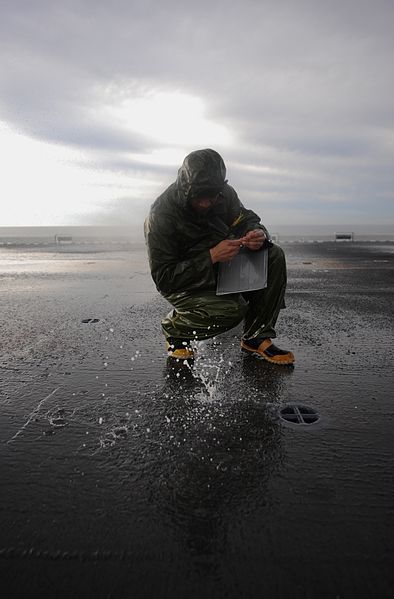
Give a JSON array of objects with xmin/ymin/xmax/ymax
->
[{"xmin": 189, "ymin": 343, "xmax": 231, "ymax": 402}]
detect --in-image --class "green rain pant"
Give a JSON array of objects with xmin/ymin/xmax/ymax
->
[{"xmin": 162, "ymin": 244, "xmax": 287, "ymax": 342}]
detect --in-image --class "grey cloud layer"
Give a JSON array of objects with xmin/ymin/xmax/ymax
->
[{"xmin": 1, "ymin": 0, "xmax": 393, "ymax": 225}]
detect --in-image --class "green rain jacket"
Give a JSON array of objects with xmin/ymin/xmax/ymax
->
[{"xmin": 144, "ymin": 149, "xmax": 270, "ymax": 296}]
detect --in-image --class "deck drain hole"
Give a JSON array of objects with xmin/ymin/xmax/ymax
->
[
  {"xmin": 279, "ymin": 404, "xmax": 319, "ymax": 425},
  {"xmin": 81, "ymin": 318, "xmax": 100, "ymax": 324}
]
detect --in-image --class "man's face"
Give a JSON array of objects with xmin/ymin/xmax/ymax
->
[{"xmin": 190, "ymin": 194, "xmax": 219, "ymax": 214}]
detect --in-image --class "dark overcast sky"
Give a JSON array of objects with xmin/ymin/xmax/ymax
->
[{"xmin": 1, "ymin": 0, "xmax": 393, "ymax": 229}]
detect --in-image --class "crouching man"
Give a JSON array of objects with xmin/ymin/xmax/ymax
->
[{"xmin": 144, "ymin": 148, "xmax": 294, "ymax": 365}]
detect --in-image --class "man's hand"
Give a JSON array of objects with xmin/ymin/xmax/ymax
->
[
  {"xmin": 210, "ymin": 239, "xmax": 243, "ymax": 264},
  {"xmin": 210, "ymin": 230, "xmax": 267, "ymax": 263},
  {"xmin": 241, "ymin": 229, "xmax": 266, "ymax": 251}
]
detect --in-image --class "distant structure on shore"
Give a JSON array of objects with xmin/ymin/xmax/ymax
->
[
  {"xmin": 54, "ymin": 235, "xmax": 73, "ymax": 245},
  {"xmin": 334, "ymin": 232, "xmax": 354, "ymax": 242}
]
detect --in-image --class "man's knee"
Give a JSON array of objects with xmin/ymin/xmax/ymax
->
[
  {"xmin": 162, "ymin": 292, "xmax": 247, "ymax": 338},
  {"xmin": 268, "ymin": 243, "xmax": 286, "ymax": 266}
]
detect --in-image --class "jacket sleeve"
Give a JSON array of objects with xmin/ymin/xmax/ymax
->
[
  {"xmin": 232, "ymin": 206, "xmax": 271, "ymax": 242},
  {"xmin": 144, "ymin": 214, "xmax": 216, "ymax": 295},
  {"xmin": 224, "ymin": 185, "xmax": 271, "ymax": 241}
]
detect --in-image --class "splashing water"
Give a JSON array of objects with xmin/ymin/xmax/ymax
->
[{"xmin": 190, "ymin": 342, "xmax": 230, "ymax": 402}]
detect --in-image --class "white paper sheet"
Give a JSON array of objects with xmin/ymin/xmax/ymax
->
[{"xmin": 216, "ymin": 248, "xmax": 268, "ymax": 295}]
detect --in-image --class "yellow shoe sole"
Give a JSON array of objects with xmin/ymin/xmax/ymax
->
[
  {"xmin": 166, "ymin": 344, "xmax": 195, "ymax": 361},
  {"xmin": 241, "ymin": 339, "xmax": 295, "ymax": 365}
]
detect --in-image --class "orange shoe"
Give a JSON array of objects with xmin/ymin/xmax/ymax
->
[
  {"xmin": 241, "ymin": 338, "xmax": 295, "ymax": 365},
  {"xmin": 166, "ymin": 341, "xmax": 195, "ymax": 361}
]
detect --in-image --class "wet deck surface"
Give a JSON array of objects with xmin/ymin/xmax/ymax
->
[{"xmin": 1, "ymin": 242, "xmax": 393, "ymax": 598}]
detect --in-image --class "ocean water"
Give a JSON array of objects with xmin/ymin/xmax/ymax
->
[
  {"xmin": 0, "ymin": 226, "xmax": 138, "ymax": 246},
  {"xmin": 0, "ymin": 224, "xmax": 393, "ymax": 246}
]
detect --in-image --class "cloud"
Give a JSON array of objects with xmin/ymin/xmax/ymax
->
[{"xmin": 0, "ymin": 0, "xmax": 393, "ymax": 227}]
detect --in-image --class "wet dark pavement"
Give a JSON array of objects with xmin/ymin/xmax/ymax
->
[{"xmin": 1, "ymin": 242, "xmax": 393, "ymax": 598}]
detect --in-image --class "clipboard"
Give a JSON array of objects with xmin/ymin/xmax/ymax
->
[{"xmin": 216, "ymin": 248, "xmax": 268, "ymax": 295}]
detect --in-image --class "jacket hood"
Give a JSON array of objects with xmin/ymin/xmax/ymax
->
[{"xmin": 176, "ymin": 149, "xmax": 227, "ymax": 206}]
